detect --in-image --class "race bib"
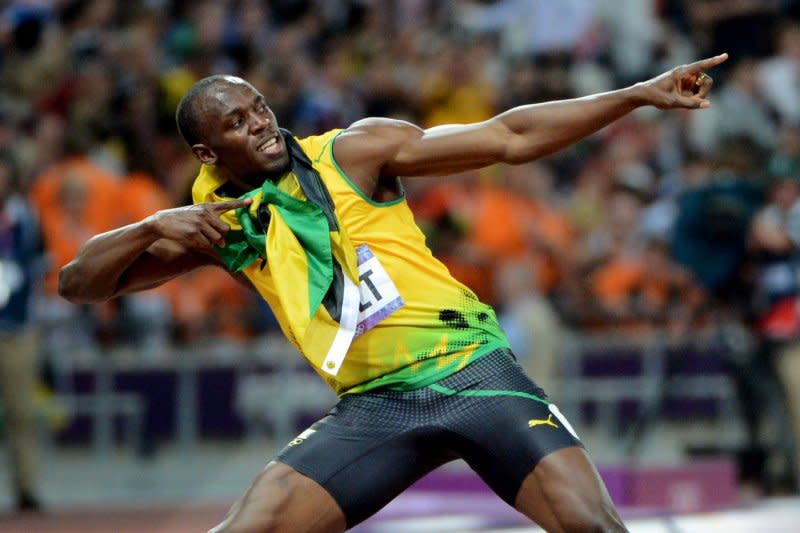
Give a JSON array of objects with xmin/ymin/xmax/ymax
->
[{"xmin": 355, "ymin": 244, "xmax": 404, "ymax": 337}]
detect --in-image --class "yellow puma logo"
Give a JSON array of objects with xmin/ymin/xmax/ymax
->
[{"xmin": 528, "ymin": 414, "xmax": 559, "ymax": 429}]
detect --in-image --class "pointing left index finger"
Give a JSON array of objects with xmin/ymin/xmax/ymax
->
[{"xmin": 684, "ymin": 53, "xmax": 729, "ymax": 74}]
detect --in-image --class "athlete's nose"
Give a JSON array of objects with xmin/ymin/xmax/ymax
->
[{"xmin": 250, "ymin": 112, "xmax": 269, "ymax": 134}]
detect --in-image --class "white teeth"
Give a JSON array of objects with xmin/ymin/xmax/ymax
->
[{"xmin": 258, "ymin": 137, "xmax": 278, "ymax": 152}]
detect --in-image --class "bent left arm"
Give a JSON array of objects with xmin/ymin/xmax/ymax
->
[{"xmin": 336, "ymin": 54, "xmax": 727, "ymax": 182}]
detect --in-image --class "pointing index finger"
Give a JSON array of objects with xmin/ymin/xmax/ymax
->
[
  {"xmin": 210, "ymin": 198, "xmax": 253, "ymax": 212},
  {"xmin": 685, "ymin": 53, "xmax": 729, "ymax": 74}
]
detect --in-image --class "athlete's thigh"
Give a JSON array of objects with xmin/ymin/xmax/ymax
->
[
  {"xmin": 275, "ymin": 393, "xmax": 454, "ymax": 528},
  {"xmin": 445, "ymin": 353, "xmax": 582, "ymax": 504},
  {"xmin": 459, "ymin": 393, "xmax": 583, "ymax": 503},
  {"xmin": 209, "ymin": 460, "xmax": 346, "ymax": 533},
  {"xmin": 443, "ymin": 352, "xmax": 624, "ymax": 531}
]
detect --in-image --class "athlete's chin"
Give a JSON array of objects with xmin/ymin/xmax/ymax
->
[{"xmin": 256, "ymin": 152, "xmax": 290, "ymax": 174}]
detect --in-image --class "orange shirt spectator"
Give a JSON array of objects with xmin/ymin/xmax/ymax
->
[
  {"xmin": 515, "ymin": 195, "xmax": 574, "ymax": 293},
  {"xmin": 589, "ymin": 240, "xmax": 704, "ymax": 331},
  {"xmin": 412, "ymin": 175, "xmax": 575, "ymax": 299},
  {"xmin": 29, "ymin": 156, "xmax": 124, "ymax": 292},
  {"xmin": 468, "ymin": 179, "xmax": 574, "ymax": 294}
]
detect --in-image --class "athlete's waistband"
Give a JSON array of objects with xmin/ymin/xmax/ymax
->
[{"xmin": 431, "ymin": 347, "xmax": 518, "ymax": 391}]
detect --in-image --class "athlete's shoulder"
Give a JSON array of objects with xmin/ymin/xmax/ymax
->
[
  {"xmin": 332, "ymin": 118, "xmax": 424, "ymax": 170},
  {"xmin": 337, "ymin": 118, "xmax": 422, "ymax": 143},
  {"xmin": 299, "ymin": 123, "xmax": 421, "ymax": 169}
]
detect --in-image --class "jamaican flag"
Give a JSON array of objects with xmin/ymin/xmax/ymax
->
[{"xmin": 191, "ymin": 130, "xmax": 360, "ymax": 376}]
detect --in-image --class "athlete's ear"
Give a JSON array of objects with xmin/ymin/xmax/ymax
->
[{"xmin": 192, "ymin": 144, "xmax": 217, "ymax": 164}]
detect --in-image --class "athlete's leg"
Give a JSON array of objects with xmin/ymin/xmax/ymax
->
[
  {"xmin": 212, "ymin": 386, "xmax": 458, "ymax": 533},
  {"xmin": 514, "ymin": 447, "xmax": 627, "ymax": 533},
  {"xmin": 208, "ymin": 461, "xmax": 346, "ymax": 533},
  {"xmin": 440, "ymin": 350, "xmax": 627, "ymax": 532}
]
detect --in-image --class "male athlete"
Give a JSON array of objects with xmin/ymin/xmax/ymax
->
[{"xmin": 59, "ymin": 53, "xmax": 728, "ymax": 533}]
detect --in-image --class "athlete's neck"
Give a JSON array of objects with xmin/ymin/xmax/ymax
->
[{"xmin": 220, "ymin": 167, "xmax": 289, "ymax": 195}]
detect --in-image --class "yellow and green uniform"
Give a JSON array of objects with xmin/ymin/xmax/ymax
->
[{"xmin": 192, "ymin": 129, "xmax": 510, "ymax": 395}]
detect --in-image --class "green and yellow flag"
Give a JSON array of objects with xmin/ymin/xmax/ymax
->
[{"xmin": 191, "ymin": 132, "xmax": 361, "ymax": 375}]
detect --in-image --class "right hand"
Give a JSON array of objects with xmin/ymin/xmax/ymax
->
[
  {"xmin": 146, "ymin": 199, "xmax": 252, "ymax": 249},
  {"xmin": 636, "ymin": 53, "xmax": 728, "ymax": 110}
]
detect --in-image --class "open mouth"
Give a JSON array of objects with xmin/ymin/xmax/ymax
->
[{"xmin": 256, "ymin": 134, "xmax": 281, "ymax": 155}]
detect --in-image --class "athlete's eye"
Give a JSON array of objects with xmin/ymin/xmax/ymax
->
[{"xmin": 231, "ymin": 117, "xmax": 244, "ymax": 128}]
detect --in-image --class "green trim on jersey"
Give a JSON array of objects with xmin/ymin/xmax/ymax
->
[
  {"xmin": 327, "ymin": 130, "xmax": 406, "ymax": 207},
  {"xmin": 427, "ymin": 382, "xmax": 550, "ymax": 405}
]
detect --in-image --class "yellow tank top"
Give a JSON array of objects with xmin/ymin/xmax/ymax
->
[{"xmin": 235, "ymin": 129, "xmax": 510, "ymax": 395}]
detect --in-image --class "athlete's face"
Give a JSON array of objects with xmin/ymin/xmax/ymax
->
[{"xmin": 193, "ymin": 77, "xmax": 290, "ymax": 185}]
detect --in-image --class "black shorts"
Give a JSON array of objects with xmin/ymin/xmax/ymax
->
[{"xmin": 275, "ymin": 348, "xmax": 582, "ymax": 527}]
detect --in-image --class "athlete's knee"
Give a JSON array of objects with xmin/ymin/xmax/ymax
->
[
  {"xmin": 208, "ymin": 463, "xmax": 345, "ymax": 533},
  {"xmin": 560, "ymin": 501, "xmax": 628, "ymax": 533},
  {"xmin": 208, "ymin": 483, "xmax": 287, "ymax": 533},
  {"xmin": 208, "ymin": 511, "xmax": 283, "ymax": 533},
  {"xmin": 517, "ymin": 447, "xmax": 628, "ymax": 533}
]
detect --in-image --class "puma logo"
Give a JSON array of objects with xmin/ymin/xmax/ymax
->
[{"xmin": 528, "ymin": 414, "xmax": 559, "ymax": 429}]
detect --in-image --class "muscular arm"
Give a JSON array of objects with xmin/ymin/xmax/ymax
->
[
  {"xmin": 58, "ymin": 224, "xmax": 209, "ymax": 304},
  {"xmin": 335, "ymin": 54, "xmax": 728, "ymax": 189},
  {"xmin": 58, "ymin": 199, "xmax": 250, "ymax": 304}
]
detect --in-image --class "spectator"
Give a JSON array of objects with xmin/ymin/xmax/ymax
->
[
  {"xmin": 671, "ymin": 139, "xmax": 764, "ymax": 306},
  {"xmin": 505, "ymin": 162, "xmax": 575, "ymax": 296},
  {"xmin": 28, "ymin": 125, "xmax": 124, "ymax": 353},
  {"xmin": 758, "ymin": 22, "xmax": 800, "ymax": 127},
  {"xmin": 0, "ymin": 154, "xmax": 47, "ymax": 512},
  {"xmin": 588, "ymin": 236, "xmax": 704, "ymax": 333},
  {"xmin": 29, "ymin": 127, "xmax": 124, "ymax": 294},
  {"xmin": 420, "ymin": 41, "xmax": 497, "ymax": 128},
  {"xmin": 748, "ymin": 154, "xmax": 800, "ymax": 492},
  {"xmin": 495, "ymin": 258, "xmax": 565, "ymax": 396}
]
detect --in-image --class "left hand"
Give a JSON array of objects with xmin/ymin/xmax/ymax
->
[{"xmin": 637, "ymin": 53, "xmax": 729, "ymax": 110}]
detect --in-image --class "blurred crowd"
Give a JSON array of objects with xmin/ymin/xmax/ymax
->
[
  {"xmin": 0, "ymin": 0, "xmax": 798, "ymax": 352},
  {"xmin": 2, "ymin": 0, "xmax": 800, "ymax": 500},
  {"xmin": 0, "ymin": 0, "xmax": 800, "ymax": 348}
]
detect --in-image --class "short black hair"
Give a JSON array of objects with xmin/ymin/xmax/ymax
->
[{"xmin": 175, "ymin": 75, "xmax": 235, "ymax": 146}]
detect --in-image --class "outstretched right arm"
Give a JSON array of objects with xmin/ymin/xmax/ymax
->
[{"xmin": 58, "ymin": 199, "xmax": 251, "ymax": 304}]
